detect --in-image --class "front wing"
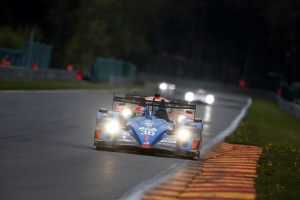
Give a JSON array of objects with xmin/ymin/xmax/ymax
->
[{"xmin": 94, "ymin": 130, "xmax": 200, "ymax": 159}]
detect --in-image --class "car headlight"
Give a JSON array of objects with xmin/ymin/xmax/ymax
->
[
  {"xmin": 205, "ymin": 94, "xmax": 215, "ymax": 105},
  {"xmin": 159, "ymin": 82, "xmax": 168, "ymax": 90},
  {"xmin": 177, "ymin": 129, "xmax": 191, "ymax": 141},
  {"xmin": 122, "ymin": 108, "xmax": 132, "ymax": 118},
  {"xmin": 169, "ymin": 84, "xmax": 176, "ymax": 90},
  {"xmin": 185, "ymin": 92, "xmax": 194, "ymax": 102},
  {"xmin": 105, "ymin": 120, "xmax": 120, "ymax": 134},
  {"xmin": 177, "ymin": 115, "xmax": 186, "ymax": 123}
]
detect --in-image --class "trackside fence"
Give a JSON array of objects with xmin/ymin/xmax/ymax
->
[
  {"xmin": 0, "ymin": 66, "xmax": 76, "ymax": 81},
  {"xmin": 272, "ymin": 95, "xmax": 300, "ymax": 118}
]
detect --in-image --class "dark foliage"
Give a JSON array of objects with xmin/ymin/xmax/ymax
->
[{"xmin": 0, "ymin": 0, "xmax": 299, "ymax": 84}]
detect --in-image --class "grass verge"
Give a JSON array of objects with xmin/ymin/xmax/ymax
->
[
  {"xmin": 0, "ymin": 79, "xmax": 142, "ymax": 90},
  {"xmin": 225, "ymin": 97, "xmax": 300, "ymax": 199}
]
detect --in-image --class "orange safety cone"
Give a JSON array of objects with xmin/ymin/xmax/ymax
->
[
  {"xmin": 277, "ymin": 86, "xmax": 282, "ymax": 95},
  {"xmin": 239, "ymin": 79, "xmax": 247, "ymax": 87},
  {"xmin": 76, "ymin": 67, "xmax": 83, "ymax": 81},
  {"xmin": 32, "ymin": 62, "xmax": 38, "ymax": 71},
  {"xmin": 66, "ymin": 64, "xmax": 73, "ymax": 71}
]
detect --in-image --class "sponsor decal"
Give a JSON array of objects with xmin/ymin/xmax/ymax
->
[
  {"xmin": 166, "ymin": 125, "xmax": 173, "ymax": 130},
  {"xmin": 144, "ymin": 120, "xmax": 154, "ymax": 127},
  {"xmin": 119, "ymin": 138, "xmax": 135, "ymax": 142},
  {"xmin": 121, "ymin": 132, "xmax": 130, "ymax": 138},
  {"xmin": 160, "ymin": 138, "xmax": 176, "ymax": 144},
  {"xmin": 126, "ymin": 122, "xmax": 134, "ymax": 126},
  {"xmin": 160, "ymin": 143, "xmax": 176, "ymax": 147},
  {"xmin": 139, "ymin": 127, "xmax": 157, "ymax": 136}
]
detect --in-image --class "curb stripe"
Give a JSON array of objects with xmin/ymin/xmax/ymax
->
[{"xmin": 142, "ymin": 142, "xmax": 262, "ymax": 200}]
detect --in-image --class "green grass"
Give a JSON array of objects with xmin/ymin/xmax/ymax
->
[
  {"xmin": 226, "ymin": 97, "xmax": 300, "ymax": 200},
  {"xmin": 0, "ymin": 79, "xmax": 142, "ymax": 90}
]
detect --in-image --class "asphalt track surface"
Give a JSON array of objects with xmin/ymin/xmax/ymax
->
[{"xmin": 0, "ymin": 90, "xmax": 248, "ymax": 200}]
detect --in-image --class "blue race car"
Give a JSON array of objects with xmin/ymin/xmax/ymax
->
[{"xmin": 93, "ymin": 93, "xmax": 203, "ymax": 160}]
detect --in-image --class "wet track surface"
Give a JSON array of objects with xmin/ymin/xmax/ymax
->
[{"xmin": 0, "ymin": 90, "xmax": 248, "ymax": 200}]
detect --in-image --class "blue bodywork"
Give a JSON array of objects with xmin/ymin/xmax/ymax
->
[
  {"xmin": 128, "ymin": 116, "xmax": 172, "ymax": 146},
  {"xmin": 94, "ymin": 96, "xmax": 203, "ymax": 159}
]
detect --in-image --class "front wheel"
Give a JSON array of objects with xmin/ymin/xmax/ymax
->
[
  {"xmin": 191, "ymin": 150, "xmax": 200, "ymax": 160},
  {"xmin": 93, "ymin": 144, "xmax": 100, "ymax": 150},
  {"xmin": 176, "ymin": 152, "xmax": 199, "ymax": 160}
]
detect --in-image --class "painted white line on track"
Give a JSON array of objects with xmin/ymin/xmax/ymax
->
[
  {"xmin": 119, "ymin": 160, "xmax": 189, "ymax": 200},
  {"xmin": 120, "ymin": 97, "xmax": 252, "ymax": 200}
]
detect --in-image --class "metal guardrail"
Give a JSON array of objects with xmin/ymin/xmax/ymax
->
[
  {"xmin": 273, "ymin": 95, "xmax": 300, "ymax": 119},
  {"xmin": 0, "ymin": 66, "xmax": 76, "ymax": 81}
]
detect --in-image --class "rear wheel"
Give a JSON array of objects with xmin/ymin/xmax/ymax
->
[
  {"xmin": 192, "ymin": 151, "xmax": 200, "ymax": 160},
  {"xmin": 176, "ymin": 153, "xmax": 198, "ymax": 160},
  {"xmin": 198, "ymin": 129, "xmax": 203, "ymax": 158}
]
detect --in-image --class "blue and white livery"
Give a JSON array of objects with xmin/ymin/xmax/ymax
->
[{"xmin": 93, "ymin": 94, "xmax": 203, "ymax": 160}]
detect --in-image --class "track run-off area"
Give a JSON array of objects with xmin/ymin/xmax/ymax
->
[{"xmin": 0, "ymin": 89, "xmax": 255, "ymax": 200}]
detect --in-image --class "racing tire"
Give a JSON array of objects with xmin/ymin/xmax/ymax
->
[
  {"xmin": 93, "ymin": 145, "xmax": 101, "ymax": 150},
  {"xmin": 192, "ymin": 151, "xmax": 200, "ymax": 161},
  {"xmin": 177, "ymin": 154, "xmax": 199, "ymax": 161}
]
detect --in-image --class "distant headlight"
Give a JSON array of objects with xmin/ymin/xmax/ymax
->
[
  {"xmin": 159, "ymin": 82, "xmax": 168, "ymax": 90},
  {"xmin": 185, "ymin": 92, "xmax": 194, "ymax": 102},
  {"xmin": 169, "ymin": 84, "xmax": 176, "ymax": 90},
  {"xmin": 177, "ymin": 129, "xmax": 191, "ymax": 141},
  {"xmin": 177, "ymin": 115, "xmax": 186, "ymax": 123},
  {"xmin": 205, "ymin": 94, "xmax": 215, "ymax": 105},
  {"xmin": 122, "ymin": 108, "xmax": 132, "ymax": 118},
  {"xmin": 105, "ymin": 120, "xmax": 120, "ymax": 134}
]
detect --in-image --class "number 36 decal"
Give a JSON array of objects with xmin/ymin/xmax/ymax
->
[{"xmin": 139, "ymin": 127, "xmax": 157, "ymax": 136}]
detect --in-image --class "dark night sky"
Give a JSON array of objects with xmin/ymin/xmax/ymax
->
[
  {"xmin": 0, "ymin": 0, "xmax": 48, "ymax": 27},
  {"xmin": 0, "ymin": 0, "xmax": 299, "ymax": 85}
]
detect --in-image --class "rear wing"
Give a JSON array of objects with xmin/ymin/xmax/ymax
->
[{"xmin": 112, "ymin": 93, "xmax": 196, "ymax": 111}]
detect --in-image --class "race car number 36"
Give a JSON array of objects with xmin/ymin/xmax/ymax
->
[{"xmin": 139, "ymin": 127, "xmax": 157, "ymax": 136}]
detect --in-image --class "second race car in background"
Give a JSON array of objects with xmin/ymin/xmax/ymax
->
[
  {"xmin": 156, "ymin": 82, "xmax": 214, "ymax": 105},
  {"xmin": 157, "ymin": 82, "xmax": 176, "ymax": 96},
  {"xmin": 184, "ymin": 89, "xmax": 215, "ymax": 105}
]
